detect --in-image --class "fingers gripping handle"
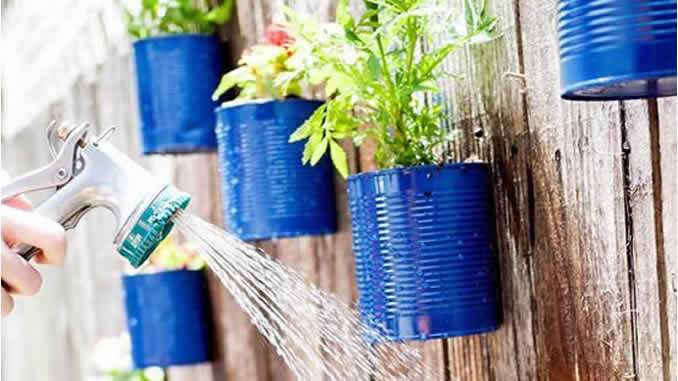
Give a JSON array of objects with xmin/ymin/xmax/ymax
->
[
  {"xmin": 15, "ymin": 245, "xmax": 41, "ymax": 262},
  {"xmin": 9, "ymin": 185, "xmax": 89, "ymax": 262}
]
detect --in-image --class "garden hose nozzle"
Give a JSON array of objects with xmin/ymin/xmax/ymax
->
[{"xmin": 0, "ymin": 121, "xmax": 191, "ymax": 268}]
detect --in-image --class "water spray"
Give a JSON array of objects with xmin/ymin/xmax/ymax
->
[{"xmin": 1, "ymin": 121, "xmax": 191, "ymax": 267}]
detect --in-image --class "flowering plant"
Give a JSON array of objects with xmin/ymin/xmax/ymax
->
[
  {"xmin": 286, "ymin": 0, "xmax": 500, "ymax": 177},
  {"xmin": 143, "ymin": 235, "xmax": 205, "ymax": 272},
  {"xmin": 212, "ymin": 24, "xmax": 312, "ymax": 103}
]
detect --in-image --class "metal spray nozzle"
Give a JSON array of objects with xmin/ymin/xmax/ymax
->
[{"xmin": 1, "ymin": 122, "xmax": 191, "ymax": 267}]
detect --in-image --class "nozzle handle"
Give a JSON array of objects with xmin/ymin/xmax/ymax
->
[{"xmin": 14, "ymin": 244, "xmax": 41, "ymax": 262}]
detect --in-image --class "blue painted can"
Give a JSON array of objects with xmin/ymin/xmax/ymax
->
[
  {"xmin": 558, "ymin": 0, "xmax": 677, "ymax": 100},
  {"xmin": 215, "ymin": 99, "xmax": 337, "ymax": 241},
  {"xmin": 123, "ymin": 269, "xmax": 212, "ymax": 368},
  {"xmin": 348, "ymin": 163, "xmax": 501, "ymax": 342},
  {"xmin": 133, "ymin": 35, "xmax": 223, "ymax": 154}
]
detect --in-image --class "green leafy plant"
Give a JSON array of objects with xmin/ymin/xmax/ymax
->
[
  {"xmin": 286, "ymin": 0, "xmax": 500, "ymax": 178},
  {"xmin": 125, "ymin": 0, "xmax": 235, "ymax": 39},
  {"xmin": 212, "ymin": 24, "xmax": 311, "ymax": 103}
]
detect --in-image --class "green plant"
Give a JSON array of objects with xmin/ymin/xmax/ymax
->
[
  {"xmin": 125, "ymin": 0, "xmax": 235, "ymax": 39},
  {"xmin": 286, "ymin": 0, "xmax": 500, "ymax": 178},
  {"xmin": 212, "ymin": 24, "xmax": 309, "ymax": 103}
]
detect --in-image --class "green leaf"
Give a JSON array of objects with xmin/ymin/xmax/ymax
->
[
  {"xmin": 412, "ymin": 80, "xmax": 439, "ymax": 92},
  {"xmin": 353, "ymin": 132, "xmax": 368, "ymax": 146},
  {"xmin": 464, "ymin": 0, "xmax": 477, "ymax": 29},
  {"xmin": 344, "ymin": 29, "xmax": 363, "ymax": 45},
  {"xmin": 290, "ymin": 123, "xmax": 313, "ymax": 143},
  {"xmin": 336, "ymin": 0, "xmax": 352, "ymax": 28},
  {"xmin": 205, "ymin": 0, "xmax": 235, "ymax": 24},
  {"xmin": 212, "ymin": 67, "xmax": 248, "ymax": 100},
  {"xmin": 310, "ymin": 137, "xmax": 329, "ymax": 165},
  {"xmin": 329, "ymin": 140, "xmax": 349, "ymax": 178},
  {"xmin": 325, "ymin": 72, "xmax": 354, "ymax": 96},
  {"xmin": 358, "ymin": 9, "xmax": 379, "ymax": 26},
  {"xmin": 290, "ymin": 104, "xmax": 325, "ymax": 142},
  {"xmin": 303, "ymin": 131, "xmax": 323, "ymax": 165},
  {"xmin": 366, "ymin": 53, "xmax": 381, "ymax": 80}
]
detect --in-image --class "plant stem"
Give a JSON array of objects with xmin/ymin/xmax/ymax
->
[
  {"xmin": 404, "ymin": 20, "xmax": 416, "ymax": 83},
  {"xmin": 376, "ymin": 36, "xmax": 406, "ymax": 138}
]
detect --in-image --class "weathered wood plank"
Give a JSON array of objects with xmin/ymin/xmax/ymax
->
[
  {"xmin": 658, "ymin": 97, "xmax": 677, "ymax": 381},
  {"xmin": 439, "ymin": 0, "xmax": 538, "ymax": 379},
  {"xmin": 166, "ymin": 363, "xmax": 214, "ymax": 381},
  {"xmin": 221, "ymin": 239, "xmax": 274, "ymax": 381},
  {"xmin": 166, "ymin": 153, "xmax": 222, "ymax": 381},
  {"xmin": 519, "ymin": 0, "xmax": 635, "ymax": 379},
  {"xmin": 623, "ymin": 98, "xmax": 669, "ymax": 381},
  {"xmin": 214, "ymin": 2, "xmax": 281, "ymax": 380},
  {"xmin": 223, "ymin": 2, "xmax": 362, "ymax": 381},
  {"xmin": 169, "ymin": 153, "xmax": 274, "ymax": 381}
]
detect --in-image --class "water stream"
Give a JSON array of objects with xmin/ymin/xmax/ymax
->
[{"xmin": 172, "ymin": 210, "xmax": 427, "ymax": 380}]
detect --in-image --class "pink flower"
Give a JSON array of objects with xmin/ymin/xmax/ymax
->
[{"xmin": 265, "ymin": 24, "xmax": 294, "ymax": 47}]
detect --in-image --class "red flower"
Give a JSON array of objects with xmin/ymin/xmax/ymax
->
[{"xmin": 265, "ymin": 23, "xmax": 294, "ymax": 47}]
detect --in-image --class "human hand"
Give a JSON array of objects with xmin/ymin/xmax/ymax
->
[{"xmin": 2, "ymin": 172, "xmax": 66, "ymax": 316}]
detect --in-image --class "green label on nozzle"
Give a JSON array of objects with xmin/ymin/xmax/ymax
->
[{"xmin": 119, "ymin": 186, "xmax": 191, "ymax": 268}]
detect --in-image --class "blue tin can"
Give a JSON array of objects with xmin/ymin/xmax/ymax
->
[
  {"xmin": 348, "ymin": 163, "xmax": 501, "ymax": 342},
  {"xmin": 133, "ymin": 35, "xmax": 223, "ymax": 154},
  {"xmin": 215, "ymin": 99, "xmax": 337, "ymax": 240},
  {"xmin": 558, "ymin": 0, "xmax": 677, "ymax": 100},
  {"xmin": 123, "ymin": 269, "xmax": 212, "ymax": 368}
]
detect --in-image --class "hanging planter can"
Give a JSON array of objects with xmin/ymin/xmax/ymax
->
[
  {"xmin": 558, "ymin": 0, "xmax": 677, "ymax": 100},
  {"xmin": 123, "ymin": 269, "xmax": 212, "ymax": 368},
  {"xmin": 348, "ymin": 163, "xmax": 501, "ymax": 342},
  {"xmin": 133, "ymin": 35, "xmax": 223, "ymax": 154},
  {"xmin": 215, "ymin": 99, "xmax": 337, "ymax": 240}
]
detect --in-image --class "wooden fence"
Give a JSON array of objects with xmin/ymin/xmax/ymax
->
[{"xmin": 1, "ymin": 0, "xmax": 675, "ymax": 380}]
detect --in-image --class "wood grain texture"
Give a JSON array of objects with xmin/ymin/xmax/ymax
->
[
  {"xmin": 164, "ymin": 154, "xmax": 222, "ymax": 381},
  {"xmin": 438, "ymin": 0, "xmax": 538, "ymax": 379},
  {"xmin": 623, "ymin": 99, "xmax": 668, "ymax": 381},
  {"xmin": 658, "ymin": 97, "xmax": 677, "ymax": 381},
  {"xmin": 216, "ymin": 2, "xmax": 361, "ymax": 381},
  {"xmin": 518, "ymin": 0, "xmax": 638, "ymax": 379}
]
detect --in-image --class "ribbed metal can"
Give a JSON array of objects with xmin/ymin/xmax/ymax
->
[
  {"xmin": 215, "ymin": 99, "xmax": 337, "ymax": 240},
  {"xmin": 133, "ymin": 35, "xmax": 223, "ymax": 153},
  {"xmin": 558, "ymin": 0, "xmax": 677, "ymax": 100},
  {"xmin": 348, "ymin": 163, "xmax": 501, "ymax": 342},
  {"xmin": 123, "ymin": 269, "xmax": 212, "ymax": 368}
]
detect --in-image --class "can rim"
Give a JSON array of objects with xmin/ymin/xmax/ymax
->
[
  {"xmin": 561, "ymin": 70, "xmax": 677, "ymax": 101},
  {"xmin": 133, "ymin": 33, "xmax": 219, "ymax": 45},
  {"xmin": 122, "ymin": 268, "xmax": 206, "ymax": 279},
  {"xmin": 214, "ymin": 97, "xmax": 323, "ymax": 113},
  {"xmin": 347, "ymin": 162, "xmax": 490, "ymax": 182}
]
